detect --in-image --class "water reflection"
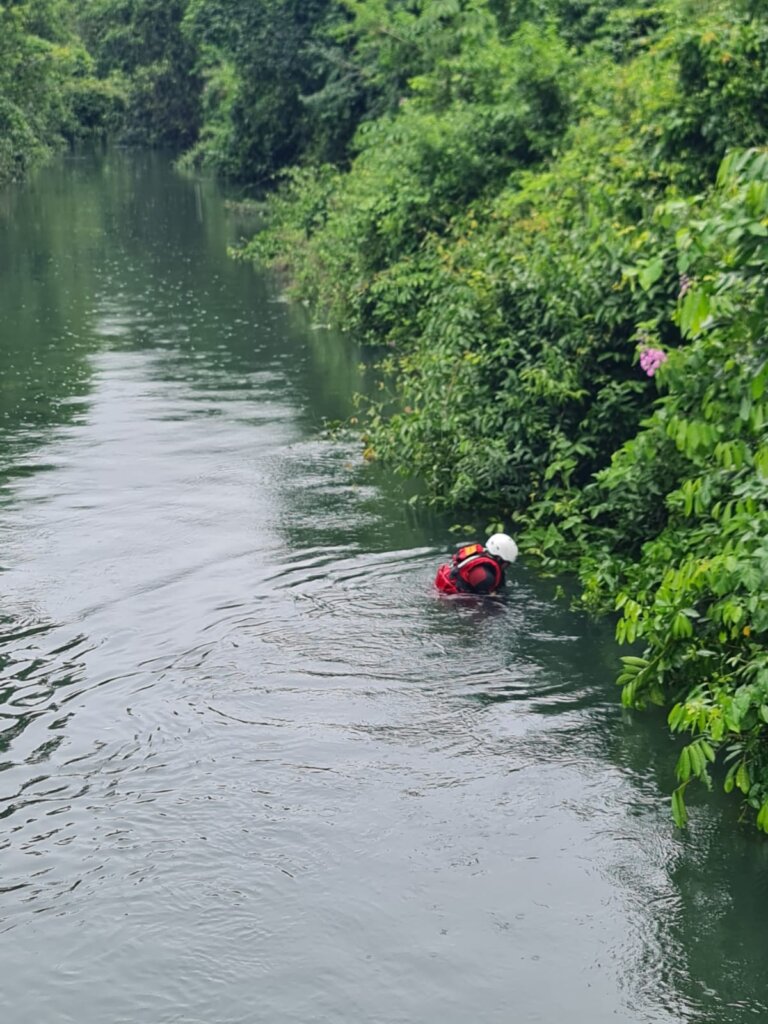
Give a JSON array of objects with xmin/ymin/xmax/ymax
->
[{"xmin": 0, "ymin": 151, "xmax": 767, "ymax": 1024}]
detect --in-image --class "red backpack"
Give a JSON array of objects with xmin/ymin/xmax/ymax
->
[{"xmin": 435, "ymin": 543, "xmax": 503, "ymax": 594}]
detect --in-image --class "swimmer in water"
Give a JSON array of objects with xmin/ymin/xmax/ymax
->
[{"xmin": 434, "ymin": 533, "xmax": 518, "ymax": 596}]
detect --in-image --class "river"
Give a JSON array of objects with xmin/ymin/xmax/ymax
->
[{"xmin": 1, "ymin": 151, "xmax": 766, "ymax": 1024}]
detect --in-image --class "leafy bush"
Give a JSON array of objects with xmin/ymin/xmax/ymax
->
[
  {"xmin": 593, "ymin": 149, "xmax": 768, "ymax": 827},
  {"xmin": 78, "ymin": 0, "xmax": 201, "ymax": 147},
  {"xmin": 249, "ymin": 0, "xmax": 768, "ymax": 829},
  {"xmin": 0, "ymin": 0, "xmax": 96, "ymax": 183}
]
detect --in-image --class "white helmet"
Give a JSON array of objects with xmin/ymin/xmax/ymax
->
[{"xmin": 486, "ymin": 533, "xmax": 518, "ymax": 564}]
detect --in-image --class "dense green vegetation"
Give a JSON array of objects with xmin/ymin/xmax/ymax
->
[
  {"xmin": 77, "ymin": 0, "xmax": 200, "ymax": 147},
  {"xmin": 0, "ymin": 0, "xmax": 104, "ymax": 183},
  {"xmin": 3, "ymin": 0, "xmax": 767, "ymax": 831},
  {"xmin": 240, "ymin": 0, "xmax": 768, "ymax": 831},
  {"xmin": 0, "ymin": 0, "xmax": 198, "ymax": 184}
]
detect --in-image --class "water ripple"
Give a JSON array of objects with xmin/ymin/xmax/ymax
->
[{"xmin": 0, "ymin": 152, "xmax": 762, "ymax": 1024}]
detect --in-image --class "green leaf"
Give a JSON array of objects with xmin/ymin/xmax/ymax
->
[
  {"xmin": 699, "ymin": 740, "xmax": 715, "ymax": 763},
  {"xmin": 688, "ymin": 743, "xmax": 705, "ymax": 778},
  {"xmin": 679, "ymin": 288, "xmax": 710, "ymax": 338},
  {"xmin": 671, "ymin": 611, "xmax": 694, "ymax": 638},
  {"xmin": 621, "ymin": 679, "xmax": 638, "ymax": 707},
  {"xmin": 668, "ymin": 703, "xmax": 685, "ymax": 730},
  {"xmin": 676, "ymin": 746, "xmax": 692, "ymax": 782},
  {"xmin": 638, "ymin": 257, "xmax": 663, "ymax": 292},
  {"xmin": 671, "ymin": 786, "xmax": 688, "ymax": 828}
]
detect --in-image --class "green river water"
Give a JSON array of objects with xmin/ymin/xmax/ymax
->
[{"xmin": 1, "ymin": 151, "xmax": 767, "ymax": 1024}]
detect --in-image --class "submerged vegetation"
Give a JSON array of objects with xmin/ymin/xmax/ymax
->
[{"xmin": 3, "ymin": 0, "xmax": 768, "ymax": 830}]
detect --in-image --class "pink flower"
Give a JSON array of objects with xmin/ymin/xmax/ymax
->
[{"xmin": 639, "ymin": 347, "xmax": 668, "ymax": 377}]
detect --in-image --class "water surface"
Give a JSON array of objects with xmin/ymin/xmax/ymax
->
[{"xmin": 1, "ymin": 152, "xmax": 767, "ymax": 1024}]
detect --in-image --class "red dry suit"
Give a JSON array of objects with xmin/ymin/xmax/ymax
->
[{"xmin": 434, "ymin": 543, "xmax": 505, "ymax": 596}]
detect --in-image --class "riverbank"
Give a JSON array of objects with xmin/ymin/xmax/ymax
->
[{"xmin": 243, "ymin": 4, "xmax": 768, "ymax": 829}]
